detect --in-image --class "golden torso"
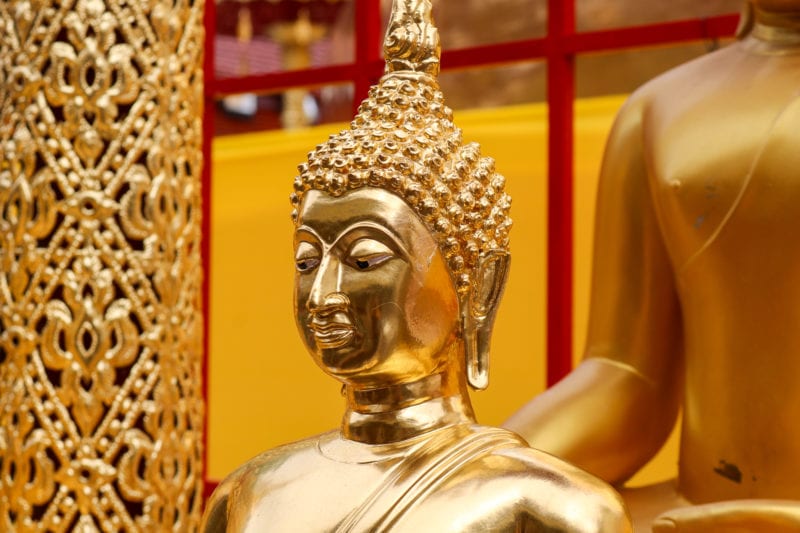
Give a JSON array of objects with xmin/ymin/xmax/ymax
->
[
  {"xmin": 209, "ymin": 422, "xmax": 626, "ymax": 532},
  {"xmin": 504, "ymin": 18, "xmax": 800, "ymax": 529},
  {"xmin": 637, "ymin": 35, "xmax": 800, "ymax": 502}
]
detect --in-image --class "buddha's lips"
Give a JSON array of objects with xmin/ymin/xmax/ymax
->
[{"xmin": 310, "ymin": 321, "xmax": 355, "ymax": 349}]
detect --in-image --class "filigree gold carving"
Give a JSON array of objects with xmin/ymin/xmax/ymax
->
[{"xmin": 0, "ymin": 0, "xmax": 204, "ymax": 530}]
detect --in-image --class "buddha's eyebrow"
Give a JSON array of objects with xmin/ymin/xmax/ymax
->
[
  {"xmin": 335, "ymin": 221, "xmax": 410, "ymax": 258},
  {"xmin": 294, "ymin": 226, "xmax": 323, "ymax": 244}
]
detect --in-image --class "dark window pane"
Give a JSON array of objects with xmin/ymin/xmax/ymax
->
[
  {"xmin": 215, "ymin": 0, "xmax": 354, "ymax": 79},
  {"xmin": 379, "ymin": 0, "xmax": 546, "ymax": 54},
  {"xmin": 214, "ymin": 84, "xmax": 354, "ymax": 136},
  {"xmin": 439, "ymin": 62, "xmax": 546, "ymax": 110},
  {"xmin": 434, "ymin": 0, "xmax": 546, "ymax": 48},
  {"xmin": 577, "ymin": 0, "xmax": 741, "ymax": 32}
]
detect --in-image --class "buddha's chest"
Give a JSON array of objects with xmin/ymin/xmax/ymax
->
[
  {"xmin": 234, "ymin": 477, "xmax": 519, "ymax": 533},
  {"xmin": 230, "ymin": 453, "xmax": 520, "ymax": 533},
  {"xmin": 233, "ymin": 458, "xmax": 397, "ymax": 532},
  {"xmin": 647, "ymin": 93, "xmax": 800, "ymax": 273}
]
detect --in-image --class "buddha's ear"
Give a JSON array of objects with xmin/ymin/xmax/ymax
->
[
  {"xmin": 461, "ymin": 250, "xmax": 510, "ymax": 390},
  {"xmin": 736, "ymin": 0, "xmax": 754, "ymax": 39}
]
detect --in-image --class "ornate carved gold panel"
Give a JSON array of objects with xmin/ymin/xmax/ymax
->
[{"xmin": 0, "ymin": 0, "xmax": 205, "ymax": 530}]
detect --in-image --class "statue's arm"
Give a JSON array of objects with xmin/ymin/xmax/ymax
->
[
  {"xmin": 504, "ymin": 93, "xmax": 683, "ymax": 485},
  {"xmin": 653, "ymin": 500, "xmax": 800, "ymax": 532}
]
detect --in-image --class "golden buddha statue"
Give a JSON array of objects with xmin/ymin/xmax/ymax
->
[
  {"xmin": 201, "ymin": 1, "xmax": 631, "ymax": 531},
  {"xmin": 505, "ymin": 0, "xmax": 800, "ymax": 530}
]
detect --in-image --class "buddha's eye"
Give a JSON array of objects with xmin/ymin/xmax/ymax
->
[
  {"xmin": 347, "ymin": 238, "xmax": 394, "ymax": 271},
  {"xmin": 296, "ymin": 258, "xmax": 320, "ymax": 272},
  {"xmin": 295, "ymin": 242, "xmax": 320, "ymax": 273}
]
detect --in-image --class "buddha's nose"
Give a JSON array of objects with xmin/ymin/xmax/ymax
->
[{"xmin": 308, "ymin": 254, "xmax": 342, "ymax": 311}]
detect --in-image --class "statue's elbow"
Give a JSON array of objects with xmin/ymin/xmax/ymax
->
[
  {"xmin": 574, "ymin": 493, "xmax": 632, "ymax": 533},
  {"xmin": 200, "ymin": 486, "xmax": 231, "ymax": 533}
]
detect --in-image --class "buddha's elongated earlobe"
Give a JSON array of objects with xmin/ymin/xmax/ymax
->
[
  {"xmin": 462, "ymin": 250, "xmax": 510, "ymax": 390},
  {"xmin": 736, "ymin": 0, "xmax": 755, "ymax": 39}
]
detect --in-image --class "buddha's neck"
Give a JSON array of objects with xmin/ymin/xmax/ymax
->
[
  {"xmin": 342, "ymin": 369, "xmax": 476, "ymax": 444},
  {"xmin": 750, "ymin": 8, "xmax": 800, "ymax": 48}
]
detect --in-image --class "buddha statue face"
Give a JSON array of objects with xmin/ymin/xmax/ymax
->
[
  {"xmin": 290, "ymin": 72, "xmax": 513, "ymax": 391},
  {"xmin": 294, "ymin": 188, "xmax": 460, "ymax": 388}
]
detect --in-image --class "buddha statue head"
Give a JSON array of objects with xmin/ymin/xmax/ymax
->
[{"xmin": 289, "ymin": 0, "xmax": 511, "ymax": 392}]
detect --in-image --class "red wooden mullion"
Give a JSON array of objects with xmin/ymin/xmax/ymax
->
[
  {"xmin": 201, "ymin": 0, "xmax": 216, "ymax": 501},
  {"xmin": 208, "ymin": 14, "xmax": 738, "ymax": 98},
  {"xmin": 568, "ymin": 13, "xmax": 739, "ymax": 54},
  {"xmin": 441, "ymin": 38, "xmax": 547, "ymax": 70},
  {"xmin": 215, "ymin": 63, "xmax": 359, "ymax": 96},
  {"xmin": 546, "ymin": 0, "xmax": 575, "ymax": 386}
]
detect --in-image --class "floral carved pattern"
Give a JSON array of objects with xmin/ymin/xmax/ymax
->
[{"xmin": 0, "ymin": 0, "xmax": 204, "ymax": 530}]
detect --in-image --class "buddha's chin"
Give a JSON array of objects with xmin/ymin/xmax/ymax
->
[{"xmin": 313, "ymin": 344, "xmax": 377, "ymax": 379}]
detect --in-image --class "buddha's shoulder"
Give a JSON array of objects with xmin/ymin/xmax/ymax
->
[
  {"xmin": 201, "ymin": 431, "xmax": 335, "ymax": 530},
  {"xmin": 476, "ymin": 429, "xmax": 607, "ymax": 485},
  {"xmin": 224, "ymin": 431, "xmax": 333, "ymax": 486},
  {"xmin": 452, "ymin": 425, "xmax": 631, "ymax": 532}
]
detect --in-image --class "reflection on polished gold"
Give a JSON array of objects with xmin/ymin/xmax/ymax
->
[
  {"xmin": 506, "ymin": 0, "xmax": 800, "ymax": 530},
  {"xmin": 271, "ymin": 8, "xmax": 326, "ymax": 129},
  {"xmin": 0, "ymin": 0, "xmax": 205, "ymax": 530},
  {"xmin": 202, "ymin": 0, "xmax": 630, "ymax": 531}
]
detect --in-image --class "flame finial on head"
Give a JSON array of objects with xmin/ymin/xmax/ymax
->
[{"xmin": 384, "ymin": 0, "xmax": 441, "ymax": 76}]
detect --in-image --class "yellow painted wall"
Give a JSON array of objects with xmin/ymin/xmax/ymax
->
[{"xmin": 208, "ymin": 96, "xmax": 679, "ymax": 486}]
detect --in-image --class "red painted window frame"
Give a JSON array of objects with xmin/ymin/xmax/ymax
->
[{"xmin": 200, "ymin": 0, "xmax": 739, "ymax": 493}]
